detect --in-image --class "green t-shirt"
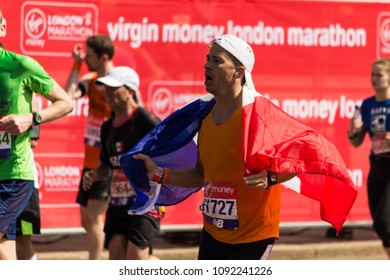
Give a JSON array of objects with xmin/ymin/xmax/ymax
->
[{"xmin": 0, "ymin": 48, "xmax": 54, "ymax": 180}]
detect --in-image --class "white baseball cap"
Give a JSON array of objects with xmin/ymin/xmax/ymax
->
[
  {"xmin": 211, "ymin": 34, "xmax": 256, "ymax": 91},
  {"xmin": 96, "ymin": 66, "xmax": 139, "ymax": 92}
]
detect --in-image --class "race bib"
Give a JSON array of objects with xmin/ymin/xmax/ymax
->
[
  {"xmin": 110, "ymin": 169, "xmax": 135, "ymax": 207},
  {"xmin": 84, "ymin": 115, "xmax": 105, "ymax": 148},
  {"xmin": 0, "ymin": 126, "xmax": 11, "ymax": 158},
  {"xmin": 199, "ymin": 180, "xmax": 238, "ymax": 230},
  {"xmin": 371, "ymin": 135, "xmax": 390, "ymax": 155}
]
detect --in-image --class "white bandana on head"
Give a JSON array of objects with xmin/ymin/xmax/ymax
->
[{"xmin": 211, "ymin": 34, "xmax": 256, "ymax": 91}]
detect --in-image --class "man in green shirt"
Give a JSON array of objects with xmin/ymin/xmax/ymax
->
[{"xmin": 0, "ymin": 8, "xmax": 74, "ymax": 260}]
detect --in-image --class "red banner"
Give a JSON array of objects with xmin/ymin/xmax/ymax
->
[{"xmin": 2, "ymin": 0, "xmax": 387, "ymax": 230}]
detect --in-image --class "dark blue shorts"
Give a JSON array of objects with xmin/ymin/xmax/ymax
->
[{"xmin": 0, "ymin": 180, "xmax": 34, "ymax": 240}]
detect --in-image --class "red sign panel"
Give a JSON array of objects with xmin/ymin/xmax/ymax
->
[{"xmin": 20, "ymin": 2, "xmax": 98, "ymax": 56}]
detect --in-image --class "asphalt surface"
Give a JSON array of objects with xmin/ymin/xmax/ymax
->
[{"xmin": 32, "ymin": 226, "xmax": 388, "ymax": 260}]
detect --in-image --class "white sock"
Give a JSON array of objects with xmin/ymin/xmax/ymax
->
[{"xmin": 28, "ymin": 254, "xmax": 38, "ymax": 260}]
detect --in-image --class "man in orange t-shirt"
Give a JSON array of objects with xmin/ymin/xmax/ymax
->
[
  {"xmin": 133, "ymin": 35, "xmax": 296, "ymax": 260},
  {"xmin": 65, "ymin": 35, "xmax": 113, "ymax": 260}
]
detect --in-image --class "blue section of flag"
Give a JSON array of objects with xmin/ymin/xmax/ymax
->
[{"xmin": 120, "ymin": 95, "xmax": 215, "ymax": 213}]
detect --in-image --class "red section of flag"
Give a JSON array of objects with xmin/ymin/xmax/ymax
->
[{"xmin": 242, "ymin": 91, "xmax": 357, "ymax": 232}]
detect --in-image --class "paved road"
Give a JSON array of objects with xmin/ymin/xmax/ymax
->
[{"xmin": 32, "ymin": 226, "xmax": 388, "ymax": 260}]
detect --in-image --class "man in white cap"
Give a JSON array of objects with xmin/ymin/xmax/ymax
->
[
  {"xmin": 82, "ymin": 66, "xmax": 163, "ymax": 260},
  {"xmin": 133, "ymin": 34, "xmax": 296, "ymax": 260},
  {"xmin": 123, "ymin": 33, "xmax": 356, "ymax": 260}
]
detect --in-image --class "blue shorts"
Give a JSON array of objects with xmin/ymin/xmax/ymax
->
[{"xmin": 0, "ymin": 180, "xmax": 34, "ymax": 240}]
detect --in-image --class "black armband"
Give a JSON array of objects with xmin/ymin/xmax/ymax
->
[
  {"xmin": 78, "ymin": 83, "xmax": 86, "ymax": 97},
  {"xmin": 31, "ymin": 125, "xmax": 40, "ymax": 140},
  {"xmin": 347, "ymin": 131, "xmax": 358, "ymax": 140}
]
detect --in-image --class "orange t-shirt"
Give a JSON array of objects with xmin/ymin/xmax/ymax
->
[
  {"xmin": 198, "ymin": 106, "xmax": 281, "ymax": 244},
  {"xmin": 83, "ymin": 74, "xmax": 111, "ymax": 169}
]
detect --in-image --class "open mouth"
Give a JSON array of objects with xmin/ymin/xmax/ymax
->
[{"xmin": 205, "ymin": 74, "xmax": 212, "ymax": 83}]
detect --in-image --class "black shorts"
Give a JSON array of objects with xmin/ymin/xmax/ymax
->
[
  {"xmin": 197, "ymin": 228, "xmax": 276, "ymax": 260},
  {"xmin": 104, "ymin": 206, "xmax": 160, "ymax": 251},
  {"xmin": 76, "ymin": 168, "xmax": 110, "ymax": 207},
  {"xmin": 16, "ymin": 188, "xmax": 41, "ymax": 236},
  {"xmin": 367, "ymin": 157, "xmax": 390, "ymax": 247}
]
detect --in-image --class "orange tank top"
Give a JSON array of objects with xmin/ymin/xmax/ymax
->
[
  {"xmin": 83, "ymin": 73, "xmax": 111, "ymax": 169},
  {"xmin": 198, "ymin": 106, "xmax": 281, "ymax": 244}
]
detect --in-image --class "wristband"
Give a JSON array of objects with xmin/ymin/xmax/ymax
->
[
  {"xmin": 266, "ymin": 171, "xmax": 278, "ymax": 190},
  {"xmin": 72, "ymin": 60, "xmax": 82, "ymax": 71},
  {"xmin": 162, "ymin": 168, "xmax": 171, "ymax": 185},
  {"xmin": 152, "ymin": 166, "xmax": 165, "ymax": 183}
]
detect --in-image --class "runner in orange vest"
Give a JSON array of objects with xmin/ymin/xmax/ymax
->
[{"xmin": 65, "ymin": 35, "xmax": 114, "ymax": 260}]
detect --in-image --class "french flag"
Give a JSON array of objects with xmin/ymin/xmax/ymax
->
[{"xmin": 120, "ymin": 86, "xmax": 357, "ymax": 232}]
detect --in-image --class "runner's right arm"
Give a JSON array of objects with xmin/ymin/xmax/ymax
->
[
  {"xmin": 82, "ymin": 162, "xmax": 111, "ymax": 191},
  {"xmin": 64, "ymin": 44, "xmax": 89, "ymax": 99}
]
